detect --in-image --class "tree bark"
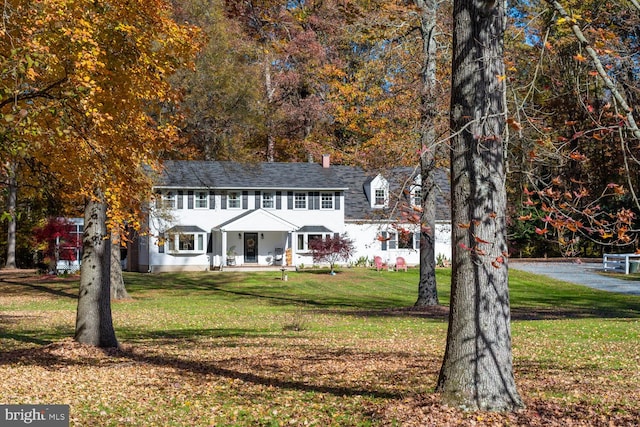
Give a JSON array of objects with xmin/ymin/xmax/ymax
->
[
  {"xmin": 74, "ymin": 195, "xmax": 118, "ymax": 348},
  {"xmin": 435, "ymin": 0, "xmax": 523, "ymax": 411},
  {"xmin": 110, "ymin": 230, "xmax": 130, "ymax": 300},
  {"xmin": 4, "ymin": 161, "xmax": 18, "ymax": 269},
  {"xmin": 414, "ymin": 0, "xmax": 440, "ymax": 307}
]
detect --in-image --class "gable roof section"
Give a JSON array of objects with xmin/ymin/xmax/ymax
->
[
  {"xmin": 214, "ymin": 209, "xmax": 299, "ymax": 232},
  {"xmin": 331, "ymin": 165, "xmax": 451, "ymax": 222},
  {"xmin": 156, "ymin": 160, "xmax": 346, "ymax": 190},
  {"xmin": 329, "ymin": 165, "xmax": 376, "ymax": 220}
]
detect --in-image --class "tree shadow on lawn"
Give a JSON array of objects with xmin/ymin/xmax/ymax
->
[
  {"xmin": 119, "ymin": 346, "xmax": 403, "ymax": 400},
  {"xmin": 0, "ymin": 334, "xmax": 403, "ymax": 401},
  {"xmin": 0, "ymin": 315, "xmax": 74, "ymax": 347},
  {"xmin": 321, "ymin": 303, "xmax": 640, "ymax": 321},
  {"xmin": 115, "ymin": 327, "xmax": 275, "ymax": 344},
  {"xmin": 0, "ymin": 278, "xmax": 78, "ymax": 299}
]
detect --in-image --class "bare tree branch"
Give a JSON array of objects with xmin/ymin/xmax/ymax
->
[{"xmin": 546, "ymin": 0, "xmax": 640, "ymax": 140}]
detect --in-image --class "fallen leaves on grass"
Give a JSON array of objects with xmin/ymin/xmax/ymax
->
[
  {"xmin": 2, "ymin": 271, "xmax": 640, "ymax": 426},
  {"xmin": 2, "ymin": 333, "xmax": 639, "ymax": 426}
]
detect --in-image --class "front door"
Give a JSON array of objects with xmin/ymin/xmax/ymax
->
[{"xmin": 244, "ymin": 233, "xmax": 258, "ymax": 263}]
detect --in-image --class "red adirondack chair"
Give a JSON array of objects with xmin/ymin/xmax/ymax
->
[
  {"xmin": 374, "ymin": 256, "xmax": 388, "ymax": 272},
  {"xmin": 395, "ymin": 256, "xmax": 408, "ymax": 272}
]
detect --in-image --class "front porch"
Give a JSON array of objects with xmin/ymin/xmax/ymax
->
[{"xmin": 211, "ymin": 209, "xmax": 299, "ymax": 269}]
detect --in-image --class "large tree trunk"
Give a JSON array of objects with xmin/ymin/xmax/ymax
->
[
  {"xmin": 74, "ymin": 195, "xmax": 118, "ymax": 348},
  {"xmin": 414, "ymin": 0, "xmax": 440, "ymax": 307},
  {"xmin": 4, "ymin": 162, "xmax": 18, "ymax": 269},
  {"xmin": 110, "ymin": 231, "xmax": 130, "ymax": 300},
  {"xmin": 435, "ymin": 0, "xmax": 523, "ymax": 411}
]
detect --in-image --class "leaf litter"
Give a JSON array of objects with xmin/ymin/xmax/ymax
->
[{"xmin": 1, "ymin": 273, "xmax": 639, "ymax": 426}]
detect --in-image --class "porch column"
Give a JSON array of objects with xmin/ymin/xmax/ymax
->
[
  {"xmin": 221, "ymin": 230, "xmax": 227, "ymax": 266},
  {"xmin": 289, "ymin": 232, "xmax": 296, "ymax": 267}
]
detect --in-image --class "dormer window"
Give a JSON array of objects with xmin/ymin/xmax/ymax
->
[
  {"xmin": 374, "ymin": 188, "xmax": 386, "ymax": 206},
  {"xmin": 369, "ymin": 174, "xmax": 389, "ymax": 209},
  {"xmin": 412, "ymin": 186, "xmax": 422, "ymax": 207}
]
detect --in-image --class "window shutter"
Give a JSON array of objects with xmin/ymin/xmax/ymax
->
[
  {"xmin": 255, "ymin": 191, "xmax": 261, "ymax": 208},
  {"xmin": 381, "ymin": 231, "xmax": 387, "ymax": 251},
  {"xmin": 276, "ymin": 191, "xmax": 282, "ymax": 209},
  {"xmin": 287, "ymin": 192, "xmax": 293, "ymax": 209},
  {"xmin": 242, "ymin": 191, "xmax": 248, "ymax": 209},
  {"xmin": 187, "ymin": 191, "xmax": 194, "ymax": 209},
  {"xmin": 209, "ymin": 191, "xmax": 215, "ymax": 209},
  {"xmin": 311, "ymin": 192, "xmax": 320, "ymax": 210},
  {"xmin": 221, "ymin": 194, "xmax": 227, "ymax": 209},
  {"xmin": 177, "ymin": 190, "xmax": 184, "ymax": 209},
  {"xmin": 335, "ymin": 192, "xmax": 341, "ymax": 210},
  {"xmin": 414, "ymin": 232, "xmax": 420, "ymax": 250}
]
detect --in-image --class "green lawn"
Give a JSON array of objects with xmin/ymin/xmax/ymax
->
[{"xmin": 1, "ymin": 268, "xmax": 639, "ymax": 426}]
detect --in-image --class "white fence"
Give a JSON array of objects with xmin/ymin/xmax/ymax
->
[{"xmin": 602, "ymin": 253, "xmax": 640, "ymax": 274}]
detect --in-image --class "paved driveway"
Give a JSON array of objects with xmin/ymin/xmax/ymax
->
[{"xmin": 510, "ymin": 261, "xmax": 640, "ymax": 295}]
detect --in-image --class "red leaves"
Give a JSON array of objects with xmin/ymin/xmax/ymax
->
[
  {"xmin": 474, "ymin": 235, "xmax": 491, "ymax": 244},
  {"xmin": 507, "ymin": 117, "xmax": 522, "ymax": 131}
]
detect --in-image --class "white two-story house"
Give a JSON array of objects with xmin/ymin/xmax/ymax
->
[{"xmin": 127, "ymin": 155, "xmax": 451, "ymax": 272}]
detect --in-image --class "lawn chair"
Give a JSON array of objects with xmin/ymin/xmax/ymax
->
[
  {"xmin": 374, "ymin": 256, "xmax": 388, "ymax": 272},
  {"xmin": 395, "ymin": 256, "xmax": 408, "ymax": 272}
]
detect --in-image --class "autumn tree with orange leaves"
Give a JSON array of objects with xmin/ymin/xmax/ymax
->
[
  {"xmin": 505, "ymin": 0, "xmax": 640, "ymax": 257},
  {"xmin": 0, "ymin": 0, "xmax": 200, "ymax": 347}
]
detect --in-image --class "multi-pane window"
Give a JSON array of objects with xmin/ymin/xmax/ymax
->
[
  {"xmin": 320, "ymin": 192, "xmax": 333, "ymax": 209},
  {"xmin": 162, "ymin": 191, "xmax": 176, "ymax": 209},
  {"xmin": 167, "ymin": 232, "xmax": 205, "ymax": 253},
  {"xmin": 386, "ymin": 231, "xmax": 417, "ymax": 250},
  {"xmin": 178, "ymin": 234, "xmax": 194, "ymax": 251},
  {"xmin": 374, "ymin": 188, "xmax": 386, "ymax": 206},
  {"xmin": 294, "ymin": 192, "xmax": 307, "ymax": 209},
  {"xmin": 412, "ymin": 186, "xmax": 422, "ymax": 207},
  {"xmin": 262, "ymin": 192, "xmax": 275, "ymax": 209},
  {"xmin": 227, "ymin": 192, "xmax": 241, "ymax": 209},
  {"xmin": 195, "ymin": 191, "xmax": 208, "ymax": 208},
  {"xmin": 297, "ymin": 233, "xmax": 331, "ymax": 251}
]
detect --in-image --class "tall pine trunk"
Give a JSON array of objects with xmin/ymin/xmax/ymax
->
[
  {"xmin": 435, "ymin": 0, "xmax": 523, "ymax": 411},
  {"xmin": 414, "ymin": 0, "xmax": 440, "ymax": 307},
  {"xmin": 74, "ymin": 194, "xmax": 118, "ymax": 348},
  {"xmin": 4, "ymin": 162, "xmax": 18, "ymax": 269}
]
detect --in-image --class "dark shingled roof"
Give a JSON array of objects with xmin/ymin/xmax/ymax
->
[
  {"xmin": 166, "ymin": 225, "xmax": 207, "ymax": 233},
  {"xmin": 156, "ymin": 160, "xmax": 346, "ymax": 190},
  {"xmin": 155, "ymin": 160, "xmax": 450, "ymax": 221},
  {"xmin": 331, "ymin": 165, "xmax": 451, "ymax": 221}
]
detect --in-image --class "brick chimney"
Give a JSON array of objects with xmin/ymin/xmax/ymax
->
[{"xmin": 322, "ymin": 154, "xmax": 330, "ymax": 168}]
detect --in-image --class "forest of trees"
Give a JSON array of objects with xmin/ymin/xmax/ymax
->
[
  {"xmin": 1, "ymin": 0, "xmax": 639, "ymax": 412},
  {"xmin": 3, "ymin": 0, "xmax": 638, "ymax": 269}
]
